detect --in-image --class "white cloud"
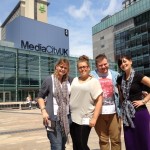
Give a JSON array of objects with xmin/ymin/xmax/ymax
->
[
  {"xmin": 47, "ymin": 0, "xmax": 123, "ymax": 59},
  {"xmin": 66, "ymin": 0, "xmax": 92, "ymax": 20},
  {"xmin": 102, "ymin": 0, "xmax": 122, "ymax": 16},
  {"xmin": 70, "ymin": 44, "xmax": 93, "ymax": 59},
  {"xmin": 48, "ymin": 16, "xmax": 69, "ymax": 29},
  {"xmin": 48, "ymin": 16, "xmax": 93, "ymax": 58},
  {"xmin": 69, "ymin": 27, "xmax": 93, "ymax": 58}
]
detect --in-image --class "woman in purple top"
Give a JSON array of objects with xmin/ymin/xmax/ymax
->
[{"xmin": 117, "ymin": 55, "xmax": 150, "ymax": 150}]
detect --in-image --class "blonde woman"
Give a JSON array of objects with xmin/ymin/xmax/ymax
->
[{"xmin": 38, "ymin": 58, "xmax": 72, "ymax": 150}]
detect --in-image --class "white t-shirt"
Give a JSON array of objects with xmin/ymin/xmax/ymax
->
[
  {"xmin": 98, "ymin": 71, "xmax": 116, "ymax": 114},
  {"xmin": 70, "ymin": 77, "xmax": 103, "ymax": 125},
  {"xmin": 51, "ymin": 74, "xmax": 71, "ymax": 115}
]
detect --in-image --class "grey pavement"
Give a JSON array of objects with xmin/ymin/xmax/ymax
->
[{"xmin": 0, "ymin": 102, "xmax": 150, "ymax": 150}]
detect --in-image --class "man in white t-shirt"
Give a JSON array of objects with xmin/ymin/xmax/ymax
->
[{"xmin": 91, "ymin": 54, "xmax": 121, "ymax": 150}]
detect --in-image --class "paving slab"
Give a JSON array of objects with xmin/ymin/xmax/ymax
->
[{"xmin": 0, "ymin": 101, "xmax": 149, "ymax": 150}]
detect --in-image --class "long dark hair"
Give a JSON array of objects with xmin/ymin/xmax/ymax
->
[{"xmin": 117, "ymin": 55, "xmax": 132, "ymax": 68}]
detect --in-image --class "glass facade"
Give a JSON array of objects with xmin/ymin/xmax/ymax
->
[
  {"xmin": 114, "ymin": 10, "xmax": 150, "ymax": 76},
  {"xmin": 92, "ymin": 0, "xmax": 150, "ymax": 35},
  {"xmin": 0, "ymin": 45, "xmax": 116, "ymax": 102},
  {"xmin": 0, "ymin": 45, "xmax": 117, "ymax": 102},
  {"xmin": 0, "ymin": 46, "xmax": 77, "ymax": 102}
]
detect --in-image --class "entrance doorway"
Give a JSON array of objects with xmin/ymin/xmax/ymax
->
[
  {"xmin": 27, "ymin": 91, "xmax": 35, "ymax": 101},
  {"xmin": 0, "ymin": 91, "xmax": 11, "ymax": 102},
  {"xmin": 18, "ymin": 89, "xmax": 38, "ymax": 102}
]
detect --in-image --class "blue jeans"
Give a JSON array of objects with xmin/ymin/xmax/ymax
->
[{"xmin": 47, "ymin": 121, "xmax": 67, "ymax": 150}]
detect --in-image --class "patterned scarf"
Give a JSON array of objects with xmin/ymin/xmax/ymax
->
[
  {"xmin": 53, "ymin": 75, "xmax": 70, "ymax": 137},
  {"xmin": 121, "ymin": 69, "xmax": 135, "ymax": 128}
]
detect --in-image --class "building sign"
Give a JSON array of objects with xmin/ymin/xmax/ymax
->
[
  {"xmin": 5, "ymin": 16, "xmax": 70, "ymax": 56},
  {"xmin": 21, "ymin": 40, "xmax": 68, "ymax": 56},
  {"xmin": 39, "ymin": 4, "xmax": 46, "ymax": 13}
]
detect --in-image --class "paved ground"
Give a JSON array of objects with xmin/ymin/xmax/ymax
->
[{"xmin": 0, "ymin": 102, "xmax": 149, "ymax": 150}]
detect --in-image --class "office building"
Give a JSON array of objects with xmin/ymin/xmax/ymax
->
[
  {"xmin": 1, "ymin": 0, "xmax": 49, "ymax": 40},
  {"xmin": 92, "ymin": 0, "xmax": 150, "ymax": 76},
  {"xmin": 0, "ymin": 0, "xmax": 69, "ymax": 102},
  {"xmin": 0, "ymin": 0, "xmax": 97, "ymax": 102}
]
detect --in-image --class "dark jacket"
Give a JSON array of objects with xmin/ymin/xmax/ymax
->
[{"xmin": 38, "ymin": 75, "xmax": 73, "ymax": 121}]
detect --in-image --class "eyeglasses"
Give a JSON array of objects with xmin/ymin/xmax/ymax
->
[
  {"xmin": 59, "ymin": 65, "xmax": 68, "ymax": 70},
  {"xmin": 78, "ymin": 66, "xmax": 89, "ymax": 70}
]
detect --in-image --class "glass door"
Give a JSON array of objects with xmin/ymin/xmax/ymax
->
[
  {"xmin": 0, "ymin": 92, "xmax": 11, "ymax": 102},
  {"xmin": 28, "ymin": 91, "xmax": 35, "ymax": 101},
  {"xmin": 0, "ymin": 92, "xmax": 3, "ymax": 102},
  {"xmin": 5, "ymin": 92, "xmax": 11, "ymax": 102}
]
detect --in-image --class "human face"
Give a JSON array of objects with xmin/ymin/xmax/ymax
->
[
  {"xmin": 55, "ymin": 63, "xmax": 69, "ymax": 77},
  {"xmin": 96, "ymin": 58, "xmax": 109, "ymax": 74},
  {"xmin": 119, "ymin": 58, "xmax": 132, "ymax": 72},
  {"xmin": 78, "ymin": 62, "xmax": 90, "ymax": 78}
]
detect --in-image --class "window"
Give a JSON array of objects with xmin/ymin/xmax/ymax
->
[
  {"xmin": 100, "ymin": 36, "xmax": 104, "ymax": 40},
  {"xmin": 143, "ymin": 56, "xmax": 149, "ymax": 65},
  {"xmin": 101, "ymin": 45, "xmax": 105, "ymax": 48},
  {"xmin": 142, "ymin": 34, "xmax": 148, "ymax": 46},
  {"xmin": 137, "ymin": 49, "xmax": 142, "ymax": 56},
  {"xmin": 137, "ymin": 59, "xmax": 143, "ymax": 67},
  {"xmin": 131, "ymin": 50, "xmax": 136, "ymax": 57},
  {"xmin": 141, "ymin": 24, "xmax": 147, "ymax": 33},
  {"xmin": 131, "ymin": 40, "xmax": 136, "ymax": 47},
  {"xmin": 142, "ymin": 47, "xmax": 149, "ymax": 55},
  {"xmin": 130, "ymin": 29, "xmax": 135, "ymax": 37},
  {"xmin": 136, "ymin": 37, "xmax": 142, "ymax": 46},
  {"xmin": 133, "ymin": 60, "xmax": 137, "ymax": 68},
  {"xmin": 135, "ymin": 27, "xmax": 141, "ymax": 35},
  {"xmin": 126, "ymin": 50, "xmax": 131, "ymax": 56}
]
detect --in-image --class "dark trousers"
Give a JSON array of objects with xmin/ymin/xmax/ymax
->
[
  {"xmin": 70, "ymin": 122, "xmax": 91, "ymax": 150},
  {"xmin": 124, "ymin": 108, "xmax": 150, "ymax": 150}
]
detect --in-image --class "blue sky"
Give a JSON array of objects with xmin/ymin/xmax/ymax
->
[{"xmin": 0, "ymin": 0, "xmax": 123, "ymax": 58}]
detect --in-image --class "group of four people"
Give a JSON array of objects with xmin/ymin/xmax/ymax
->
[{"xmin": 37, "ymin": 54, "xmax": 150, "ymax": 150}]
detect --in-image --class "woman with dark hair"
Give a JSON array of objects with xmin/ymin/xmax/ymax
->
[
  {"xmin": 70, "ymin": 55, "xmax": 103, "ymax": 150},
  {"xmin": 117, "ymin": 55, "xmax": 150, "ymax": 150},
  {"xmin": 37, "ymin": 58, "xmax": 72, "ymax": 150}
]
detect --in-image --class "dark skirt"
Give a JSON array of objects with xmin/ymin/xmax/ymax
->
[{"xmin": 123, "ymin": 108, "xmax": 150, "ymax": 150}]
